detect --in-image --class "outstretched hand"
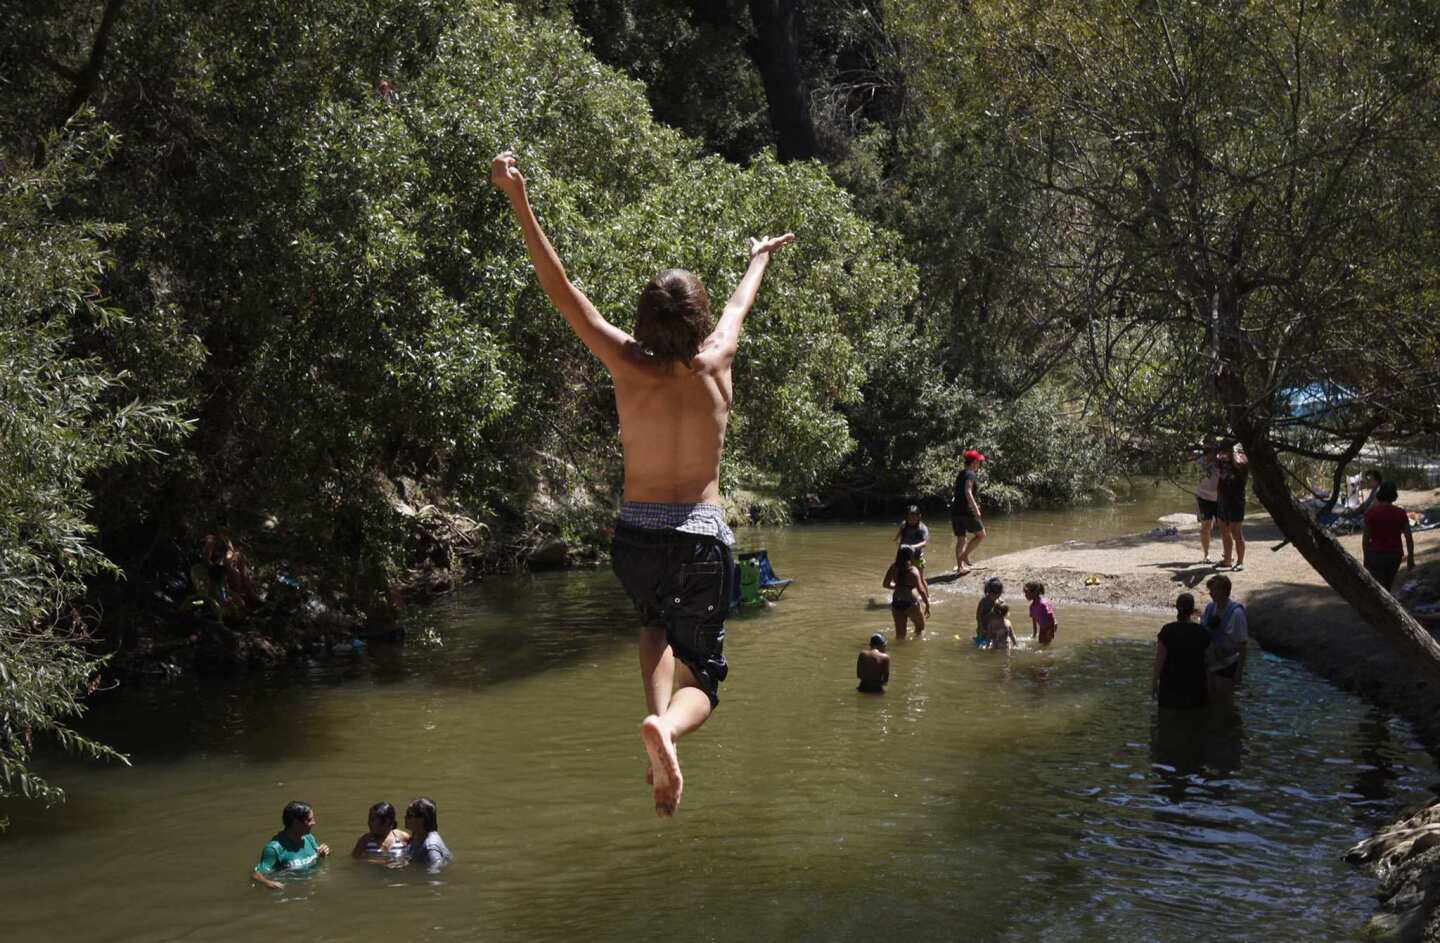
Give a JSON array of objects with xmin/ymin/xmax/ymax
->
[
  {"xmin": 490, "ymin": 150, "xmax": 526, "ymax": 197},
  {"xmin": 749, "ymin": 232, "xmax": 795, "ymax": 259}
]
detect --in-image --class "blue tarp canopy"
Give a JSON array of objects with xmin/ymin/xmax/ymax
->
[{"xmin": 1279, "ymin": 382, "xmax": 1357, "ymax": 419}]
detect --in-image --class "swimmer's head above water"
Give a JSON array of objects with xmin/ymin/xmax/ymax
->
[{"xmin": 869, "ymin": 633, "xmax": 887, "ymax": 651}]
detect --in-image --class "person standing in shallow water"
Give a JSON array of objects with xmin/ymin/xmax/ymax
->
[
  {"xmin": 895, "ymin": 505, "xmax": 929, "ymax": 571},
  {"xmin": 883, "ymin": 545, "xmax": 931, "ymax": 638},
  {"xmin": 1152, "ymin": 593, "xmax": 1210, "ymax": 709},
  {"xmin": 251, "ymin": 801, "xmax": 330, "ymax": 890},
  {"xmin": 493, "ymin": 151, "xmax": 794, "ymax": 817},
  {"xmin": 404, "ymin": 797, "xmax": 452, "ymax": 873},
  {"xmin": 951, "ymin": 450, "xmax": 987, "ymax": 574},
  {"xmin": 857, "ymin": 633, "xmax": 890, "ymax": 693}
]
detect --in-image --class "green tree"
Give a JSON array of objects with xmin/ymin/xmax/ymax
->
[
  {"xmin": 898, "ymin": 0, "xmax": 1440, "ymax": 672},
  {"xmin": 0, "ymin": 123, "xmax": 190, "ymax": 818}
]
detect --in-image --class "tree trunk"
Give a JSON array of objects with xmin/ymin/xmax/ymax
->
[
  {"xmin": 744, "ymin": 0, "xmax": 818, "ymax": 162},
  {"xmin": 1210, "ymin": 345, "xmax": 1440, "ymax": 686}
]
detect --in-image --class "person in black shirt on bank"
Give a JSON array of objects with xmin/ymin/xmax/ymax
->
[{"xmin": 950, "ymin": 449, "xmax": 987, "ymax": 574}]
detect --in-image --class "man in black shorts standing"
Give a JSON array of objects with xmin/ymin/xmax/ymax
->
[
  {"xmin": 494, "ymin": 151, "xmax": 793, "ymax": 817},
  {"xmin": 951, "ymin": 449, "xmax": 987, "ymax": 575}
]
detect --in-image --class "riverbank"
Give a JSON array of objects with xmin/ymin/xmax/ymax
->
[{"xmin": 941, "ymin": 488, "xmax": 1440, "ymax": 942}]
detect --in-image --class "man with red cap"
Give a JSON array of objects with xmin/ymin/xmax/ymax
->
[{"xmin": 951, "ymin": 449, "xmax": 988, "ymax": 574}]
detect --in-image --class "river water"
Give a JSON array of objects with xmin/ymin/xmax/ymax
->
[{"xmin": 6, "ymin": 489, "xmax": 1435, "ymax": 942}]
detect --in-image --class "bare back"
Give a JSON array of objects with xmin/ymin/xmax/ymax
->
[{"xmin": 614, "ymin": 345, "xmax": 731, "ymax": 504}]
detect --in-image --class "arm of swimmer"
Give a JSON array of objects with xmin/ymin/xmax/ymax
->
[
  {"xmin": 1151, "ymin": 642, "xmax": 1166, "ymax": 697},
  {"xmin": 916, "ymin": 568, "xmax": 930, "ymax": 611},
  {"xmin": 251, "ymin": 868, "xmax": 282, "ymax": 890},
  {"xmin": 881, "ymin": 657, "xmax": 890, "ymax": 684},
  {"xmin": 882, "ymin": 565, "xmax": 896, "ymax": 589},
  {"xmin": 697, "ymin": 234, "xmax": 795, "ymax": 370},
  {"xmin": 856, "ymin": 652, "xmax": 865, "ymax": 680},
  {"xmin": 1406, "ymin": 518, "xmax": 1416, "ymax": 569},
  {"xmin": 1236, "ymin": 641, "xmax": 1248, "ymax": 683},
  {"xmin": 491, "ymin": 152, "xmax": 632, "ymax": 371},
  {"xmin": 966, "ymin": 479, "xmax": 982, "ymax": 518}
]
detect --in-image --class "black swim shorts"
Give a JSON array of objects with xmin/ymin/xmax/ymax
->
[
  {"xmin": 1217, "ymin": 499, "xmax": 1246, "ymax": 523},
  {"xmin": 1196, "ymin": 497, "xmax": 1219, "ymax": 521},
  {"xmin": 611, "ymin": 525, "xmax": 732, "ymax": 708},
  {"xmin": 951, "ymin": 512, "xmax": 984, "ymax": 536}
]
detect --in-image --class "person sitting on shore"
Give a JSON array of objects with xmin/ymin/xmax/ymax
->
[
  {"xmin": 984, "ymin": 601, "xmax": 1017, "ymax": 651},
  {"xmin": 1023, "ymin": 580, "xmax": 1058, "ymax": 646},
  {"xmin": 351, "ymin": 800, "xmax": 409, "ymax": 860},
  {"xmin": 975, "ymin": 577, "xmax": 1004, "ymax": 643},
  {"xmin": 894, "ymin": 505, "xmax": 930, "ymax": 571},
  {"xmin": 403, "ymin": 797, "xmax": 452, "ymax": 873},
  {"xmin": 883, "ymin": 545, "xmax": 931, "ymax": 638},
  {"xmin": 1151, "ymin": 593, "xmax": 1210, "ymax": 709},
  {"xmin": 1202, "ymin": 574, "xmax": 1248, "ymax": 705},
  {"xmin": 251, "ymin": 801, "xmax": 330, "ymax": 890},
  {"xmin": 1362, "ymin": 481, "xmax": 1415, "ymax": 591},
  {"xmin": 857, "ymin": 633, "xmax": 890, "ymax": 693}
]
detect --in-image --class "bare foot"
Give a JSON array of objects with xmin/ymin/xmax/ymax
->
[{"xmin": 641, "ymin": 715, "xmax": 683, "ymax": 817}]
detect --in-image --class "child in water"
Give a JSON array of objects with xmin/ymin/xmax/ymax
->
[
  {"xmin": 351, "ymin": 800, "xmax": 409, "ymax": 860},
  {"xmin": 404, "ymin": 797, "xmax": 453, "ymax": 873},
  {"xmin": 1023, "ymin": 581, "xmax": 1058, "ymax": 646},
  {"xmin": 984, "ymin": 601, "xmax": 1017, "ymax": 651},
  {"xmin": 975, "ymin": 577, "xmax": 1004, "ymax": 644}
]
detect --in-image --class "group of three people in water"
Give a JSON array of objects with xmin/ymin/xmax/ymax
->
[{"xmin": 250, "ymin": 797, "xmax": 452, "ymax": 889}]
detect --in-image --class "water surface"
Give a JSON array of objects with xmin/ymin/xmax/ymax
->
[{"xmin": 5, "ymin": 489, "xmax": 1433, "ymax": 941}]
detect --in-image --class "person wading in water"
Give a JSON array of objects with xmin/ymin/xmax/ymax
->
[{"xmin": 493, "ymin": 151, "xmax": 793, "ymax": 817}]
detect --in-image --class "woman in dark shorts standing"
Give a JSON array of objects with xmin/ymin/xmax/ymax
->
[
  {"xmin": 1151, "ymin": 593, "xmax": 1210, "ymax": 709},
  {"xmin": 951, "ymin": 449, "xmax": 987, "ymax": 574},
  {"xmin": 1216, "ymin": 444, "xmax": 1248, "ymax": 571},
  {"xmin": 883, "ymin": 545, "xmax": 931, "ymax": 638}
]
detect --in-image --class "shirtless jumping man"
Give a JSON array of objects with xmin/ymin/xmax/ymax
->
[{"xmin": 492, "ymin": 151, "xmax": 793, "ymax": 817}]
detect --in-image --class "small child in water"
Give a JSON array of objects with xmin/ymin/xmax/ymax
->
[
  {"xmin": 351, "ymin": 800, "xmax": 409, "ymax": 859},
  {"xmin": 856, "ymin": 632, "xmax": 890, "ymax": 693},
  {"xmin": 1023, "ymin": 581, "xmax": 1058, "ymax": 646},
  {"xmin": 975, "ymin": 576, "xmax": 1005, "ymax": 644},
  {"xmin": 403, "ymin": 797, "xmax": 453, "ymax": 873},
  {"xmin": 985, "ymin": 601, "xmax": 1017, "ymax": 651}
]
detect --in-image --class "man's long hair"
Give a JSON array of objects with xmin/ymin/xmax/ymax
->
[{"xmin": 634, "ymin": 269, "xmax": 713, "ymax": 364}]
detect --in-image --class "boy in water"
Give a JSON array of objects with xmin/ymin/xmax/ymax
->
[
  {"xmin": 975, "ymin": 576, "xmax": 1004, "ymax": 643},
  {"xmin": 985, "ymin": 601, "xmax": 1017, "ymax": 651},
  {"xmin": 493, "ymin": 151, "xmax": 793, "ymax": 817},
  {"xmin": 856, "ymin": 633, "xmax": 890, "ymax": 693}
]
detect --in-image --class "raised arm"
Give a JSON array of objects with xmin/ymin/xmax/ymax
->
[
  {"xmin": 490, "ymin": 152, "xmax": 631, "ymax": 369},
  {"xmin": 696, "ymin": 233, "xmax": 795, "ymax": 370}
]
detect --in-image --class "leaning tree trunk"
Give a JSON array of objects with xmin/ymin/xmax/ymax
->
[
  {"xmin": 745, "ymin": 0, "xmax": 818, "ymax": 162},
  {"xmin": 1209, "ymin": 342, "xmax": 1440, "ymax": 687}
]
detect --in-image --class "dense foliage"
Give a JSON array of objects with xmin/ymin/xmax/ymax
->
[{"xmin": 0, "ymin": 125, "xmax": 190, "ymax": 816}]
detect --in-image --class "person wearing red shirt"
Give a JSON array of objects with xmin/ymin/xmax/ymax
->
[{"xmin": 1362, "ymin": 482, "xmax": 1415, "ymax": 591}]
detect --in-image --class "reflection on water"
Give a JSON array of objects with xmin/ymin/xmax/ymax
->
[{"xmin": 3, "ymin": 489, "xmax": 1434, "ymax": 942}]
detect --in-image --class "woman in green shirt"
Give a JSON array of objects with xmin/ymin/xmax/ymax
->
[{"xmin": 251, "ymin": 801, "xmax": 330, "ymax": 890}]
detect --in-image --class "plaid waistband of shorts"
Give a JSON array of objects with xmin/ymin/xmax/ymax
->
[{"xmin": 618, "ymin": 501, "xmax": 735, "ymax": 546}]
